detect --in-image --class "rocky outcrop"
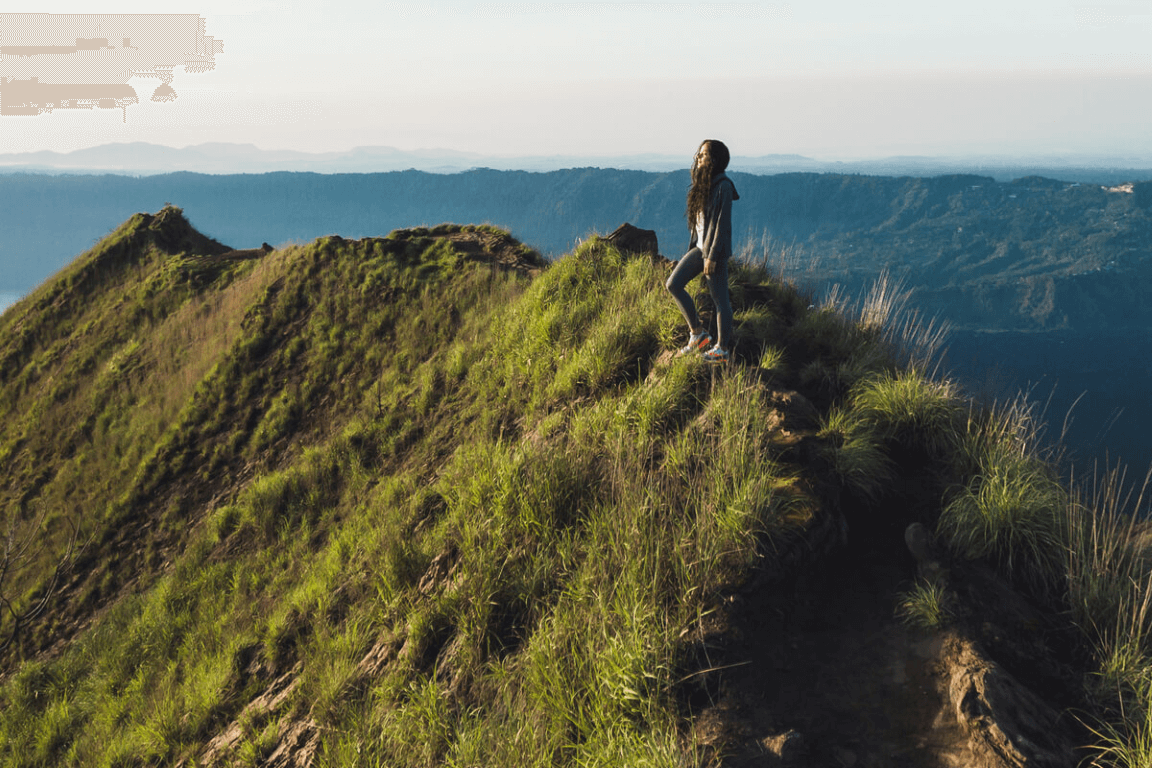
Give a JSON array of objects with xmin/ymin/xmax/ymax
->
[
  {"xmin": 944, "ymin": 634, "xmax": 1076, "ymax": 767},
  {"xmin": 604, "ymin": 222, "xmax": 662, "ymax": 261},
  {"xmin": 191, "ymin": 664, "xmax": 320, "ymax": 768},
  {"xmin": 902, "ymin": 525, "xmax": 1077, "ymax": 767}
]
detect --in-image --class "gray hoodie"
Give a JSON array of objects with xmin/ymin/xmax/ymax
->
[{"xmin": 689, "ymin": 171, "xmax": 740, "ymax": 263}]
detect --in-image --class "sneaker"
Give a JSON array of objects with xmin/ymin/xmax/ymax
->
[
  {"xmin": 702, "ymin": 344, "xmax": 729, "ymax": 362},
  {"xmin": 678, "ymin": 328, "xmax": 711, "ymax": 356}
]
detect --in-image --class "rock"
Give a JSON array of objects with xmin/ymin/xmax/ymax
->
[
  {"xmin": 905, "ymin": 522, "xmax": 932, "ymax": 563},
  {"xmin": 764, "ymin": 387, "xmax": 820, "ymax": 431},
  {"xmin": 945, "ymin": 635, "xmax": 1075, "ymax": 767},
  {"xmin": 761, "ymin": 729, "xmax": 807, "ymax": 765},
  {"xmin": 357, "ymin": 630, "xmax": 399, "ymax": 678},
  {"xmin": 905, "ymin": 522, "xmax": 950, "ymax": 588},
  {"xmin": 196, "ymin": 665, "xmax": 306, "ymax": 766},
  {"xmin": 604, "ymin": 222, "xmax": 662, "ymax": 262},
  {"xmin": 264, "ymin": 719, "xmax": 321, "ymax": 768},
  {"xmin": 834, "ymin": 747, "xmax": 858, "ymax": 766},
  {"xmin": 418, "ymin": 547, "xmax": 459, "ymax": 594}
]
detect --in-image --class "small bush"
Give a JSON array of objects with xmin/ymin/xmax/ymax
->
[
  {"xmin": 938, "ymin": 433, "xmax": 1068, "ymax": 586},
  {"xmin": 849, "ymin": 369, "xmax": 963, "ymax": 456},
  {"xmin": 758, "ymin": 344, "xmax": 786, "ymax": 374},
  {"xmin": 819, "ymin": 406, "xmax": 896, "ymax": 502},
  {"xmin": 897, "ymin": 579, "xmax": 954, "ymax": 630}
]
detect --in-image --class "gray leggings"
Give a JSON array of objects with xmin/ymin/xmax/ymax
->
[{"xmin": 665, "ymin": 247, "xmax": 733, "ymax": 351}]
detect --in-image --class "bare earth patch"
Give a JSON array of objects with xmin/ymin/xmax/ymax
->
[{"xmin": 690, "ymin": 522, "xmax": 1079, "ymax": 767}]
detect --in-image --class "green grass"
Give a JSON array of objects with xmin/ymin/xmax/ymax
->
[
  {"xmin": 937, "ymin": 403, "xmax": 1069, "ymax": 588},
  {"xmin": 2, "ymin": 214, "xmax": 1152, "ymax": 766},
  {"xmin": 0, "ymin": 225, "xmax": 809, "ymax": 765},
  {"xmin": 817, "ymin": 369, "xmax": 963, "ymax": 502},
  {"xmin": 897, "ymin": 579, "xmax": 954, "ymax": 630}
]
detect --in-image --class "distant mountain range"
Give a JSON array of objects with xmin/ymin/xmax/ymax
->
[
  {"xmin": 4, "ymin": 141, "xmax": 1152, "ymax": 184},
  {"xmin": 5, "ymin": 168, "xmax": 1151, "ymax": 333}
]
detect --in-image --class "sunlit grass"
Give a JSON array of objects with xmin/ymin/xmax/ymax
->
[
  {"xmin": 897, "ymin": 579, "xmax": 954, "ymax": 631},
  {"xmin": 3, "ymin": 215, "xmax": 1151, "ymax": 767}
]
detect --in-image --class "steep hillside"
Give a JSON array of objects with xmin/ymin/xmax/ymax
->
[{"xmin": 2, "ymin": 209, "xmax": 1151, "ymax": 766}]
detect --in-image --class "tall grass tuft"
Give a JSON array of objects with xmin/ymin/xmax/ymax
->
[
  {"xmin": 897, "ymin": 579, "xmax": 954, "ymax": 630},
  {"xmin": 856, "ymin": 270, "xmax": 950, "ymax": 371},
  {"xmin": 849, "ymin": 370, "xmax": 964, "ymax": 456},
  {"xmin": 939, "ymin": 437, "xmax": 1067, "ymax": 587},
  {"xmin": 819, "ymin": 406, "xmax": 896, "ymax": 502},
  {"xmin": 931, "ymin": 394, "xmax": 1069, "ymax": 591},
  {"xmin": 819, "ymin": 369, "xmax": 962, "ymax": 501},
  {"xmin": 1065, "ymin": 462, "xmax": 1152, "ymax": 765}
]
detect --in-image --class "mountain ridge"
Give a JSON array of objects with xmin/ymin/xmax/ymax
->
[
  {"xmin": 5, "ymin": 141, "xmax": 1152, "ymax": 181},
  {"xmin": 1, "ymin": 208, "xmax": 1149, "ymax": 765}
]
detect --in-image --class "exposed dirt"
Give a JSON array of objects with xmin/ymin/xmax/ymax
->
[
  {"xmin": 686, "ymin": 510, "xmax": 1085, "ymax": 768},
  {"xmin": 692, "ymin": 533, "xmax": 981, "ymax": 767},
  {"xmin": 442, "ymin": 229, "xmax": 545, "ymax": 276}
]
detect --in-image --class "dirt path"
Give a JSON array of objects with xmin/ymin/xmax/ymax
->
[{"xmin": 694, "ymin": 535, "xmax": 982, "ymax": 767}]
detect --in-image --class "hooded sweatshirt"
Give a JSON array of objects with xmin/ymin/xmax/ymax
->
[{"xmin": 690, "ymin": 171, "xmax": 740, "ymax": 263}]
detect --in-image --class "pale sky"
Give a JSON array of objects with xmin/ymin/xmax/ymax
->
[{"xmin": 2, "ymin": 1, "xmax": 1151, "ymax": 160}]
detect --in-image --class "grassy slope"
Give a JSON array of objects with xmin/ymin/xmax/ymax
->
[{"xmin": 0, "ymin": 208, "xmax": 1150, "ymax": 766}]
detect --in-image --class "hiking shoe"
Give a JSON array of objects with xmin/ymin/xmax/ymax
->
[
  {"xmin": 702, "ymin": 344, "xmax": 729, "ymax": 362},
  {"xmin": 678, "ymin": 329, "xmax": 712, "ymax": 356}
]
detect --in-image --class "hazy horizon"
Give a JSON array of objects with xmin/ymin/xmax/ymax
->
[
  {"xmin": 6, "ymin": 140, "xmax": 1152, "ymax": 181},
  {"xmin": 6, "ymin": 138, "xmax": 1152, "ymax": 165},
  {"xmin": 2, "ymin": 2, "xmax": 1150, "ymax": 163}
]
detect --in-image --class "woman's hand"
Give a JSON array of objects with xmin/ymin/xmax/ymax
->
[{"xmin": 703, "ymin": 257, "xmax": 716, "ymax": 276}]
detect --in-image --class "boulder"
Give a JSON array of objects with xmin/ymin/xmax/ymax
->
[
  {"xmin": 605, "ymin": 222, "xmax": 662, "ymax": 262},
  {"xmin": 945, "ymin": 634, "xmax": 1075, "ymax": 767}
]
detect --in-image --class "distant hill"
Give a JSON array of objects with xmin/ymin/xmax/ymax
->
[{"xmin": 4, "ymin": 141, "xmax": 1152, "ymax": 182}]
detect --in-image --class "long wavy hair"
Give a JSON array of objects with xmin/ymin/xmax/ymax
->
[{"xmin": 685, "ymin": 139, "xmax": 730, "ymax": 232}]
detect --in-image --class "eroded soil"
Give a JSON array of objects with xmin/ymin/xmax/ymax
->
[{"xmin": 692, "ymin": 535, "xmax": 985, "ymax": 767}]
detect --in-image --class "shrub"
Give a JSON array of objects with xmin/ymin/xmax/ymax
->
[
  {"xmin": 849, "ymin": 369, "xmax": 963, "ymax": 456},
  {"xmin": 938, "ymin": 429, "xmax": 1068, "ymax": 586},
  {"xmin": 897, "ymin": 579, "xmax": 954, "ymax": 630}
]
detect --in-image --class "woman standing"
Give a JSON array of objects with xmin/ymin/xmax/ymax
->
[{"xmin": 665, "ymin": 139, "xmax": 739, "ymax": 362}]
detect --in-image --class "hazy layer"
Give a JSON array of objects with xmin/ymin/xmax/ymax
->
[{"xmin": 2, "ymin": 2, "xmax": 1149, "ymax": 159}]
